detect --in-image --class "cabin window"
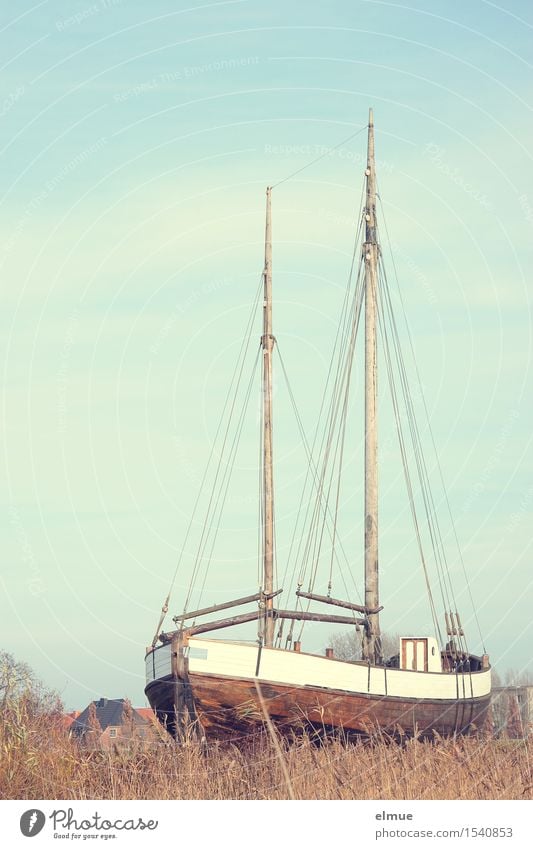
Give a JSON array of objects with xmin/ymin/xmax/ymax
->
[
  {"xmin": 187, "ymin": 647, "xmax": 209, "ymax": 660},
  {"xmin": 109, "ymin": 728, "xmax": 117, "ymax": 738}
]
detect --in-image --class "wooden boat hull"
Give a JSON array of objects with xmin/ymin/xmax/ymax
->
[
  {"xmin": 145, "ymin": 647, "xmax": 491, "ymax": 741},
  {"xmin": 186, "ymin": 672, "xmax": 490, "ymax": 739},
  {"xmin": 146, "ymin": 671, "xmax": 490, "ymax": 740}
]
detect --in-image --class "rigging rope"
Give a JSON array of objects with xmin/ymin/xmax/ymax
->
[
  {"xmin": 183, "ymin": 280, "xmax": 263, "ymax": 614},
  {"xmin": 306, "ymin": 267, "xmax": 365, "ymax": 596},
  {"xmin": 276, "ymin": 344, "xmax": 363, "ymax": 603},
  {"xmin": 257, "ymin": 362, "xmax": 264, "ymax": 589},
  {"xmin": 292, "ymin": 229, "xmax": 365, "ymax": 595},
  {"xmin": 376, "ymin": 224, "xmax": 467, "ymax": 653},
  {"xmin": 194, "ymin": 344, "xmax": 262, "ymax": 611},
  {"xmin": 377, "ymin": 190, "xmax": 485, "ymax": 654},
  {"xmin": 152, "ymin": 272, "xmax": 264, "ymax": 640},
  {"xmin": 153, "ymin": 131, "xmax": 480, "ymax": 660},
  {"xmin": 271, "ymin": 124, "xmax": 367, "ymax": 189},
  {"xmin": 375, "ymin": 259, "xmax": 443, "ymax": 645},
  {"xmin": 284, "ymin": 167, "xmax": 470, "ymax": 653},
  {"xmin": 284, "ymin": 245, "xmax": 367, "ymax": 641},
  {"xmin": 279, "ymin": 178, "xmax": 366, "ymax": 611}
]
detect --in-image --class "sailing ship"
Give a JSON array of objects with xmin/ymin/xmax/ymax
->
[{"xmin": 144, "ymin": 110, "xmax": 491, "ymax": 741}]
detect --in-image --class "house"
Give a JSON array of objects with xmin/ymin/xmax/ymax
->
[
  {"xmin": 490, "ymin": 685, "xmax": 533, "ymax": 737},
  {"xmin": 70, "ymin": 698, "xmax": 164, "ymax": 748}
]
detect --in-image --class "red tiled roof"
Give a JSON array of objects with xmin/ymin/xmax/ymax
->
[
  {"xmin": 135, "ymin": 707, "xmax": 157, "ymax": 723},
  {"xmin": 61, "ymin": 710, "xmax": 80, "ymax": 729},
  {"xmin": 63, "ymin": 703, "xmax": 157, "ymax": 732}
]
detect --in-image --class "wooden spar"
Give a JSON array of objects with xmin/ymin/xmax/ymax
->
[
  {"xmin": 362, "ymin": 107, "xmax": 382, "ymax": 665},
  {"xmin": 263, "ymin": 186, "xmax": 275, "ymax": 647},
  {"xmin": 184, "ymin": 610, "xmax": 262, "ymax": 636},
  {"xmin": 172, "ymin": 589, "xmax": 283, "ymax": 623},
  {"xmin": 296, "ymin": 590, "xmax": 383, "ymax": 615},
  {"xmin": 186, "ymin": 608, "xmax": 366, "ymax": 636},
  {"xmin": 163, "ymin": 607, "xmax": 366, "ymax": 639},
  {"xmin": 275, "ymin": 610, "xmax": 366, "ymax": 627}
]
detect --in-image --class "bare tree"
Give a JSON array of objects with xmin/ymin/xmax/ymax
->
[
  {"xmin": 326, "ymin": 631, "xmax": 400, "ymax": 662},
  {"xmin": 504, "ymin": 667, "xmax": 532, "ymax": 687},
  {"xmin": 0, "ymin": 651, "xmax": 32, "ymax": 708},
  {"xmin": 327, "ymin": 630, "xmax": 362, "ymax": 661},
  {"xmin": 0, "ymin": 650, "xmax": 60, "ymax": 715},
  {"xmin": 491, "ymin": 668, "xmax": 502, "ymax": 688}
]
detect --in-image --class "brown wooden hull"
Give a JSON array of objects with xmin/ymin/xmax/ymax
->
[{"xmin": 146, "ymin": 671, "xmax": 490, "ymax": 741}]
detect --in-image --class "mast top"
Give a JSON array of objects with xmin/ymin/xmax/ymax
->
[{"xmin": 366, "ymin": 109, "xmax": 375, "ymax": 177}]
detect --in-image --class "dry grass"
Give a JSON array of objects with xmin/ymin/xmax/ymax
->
[{"xmin": 1, "ymin": 700, "xmax": 531, "ymax": 801}]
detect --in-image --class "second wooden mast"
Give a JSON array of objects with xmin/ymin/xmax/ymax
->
[
  {"xmin": 262, "ymin": 186, "xmax": 275, "ymax": 647},
  {"xmin": 363, "ymin": 109, "xmax": 382, "ymax": 665}
]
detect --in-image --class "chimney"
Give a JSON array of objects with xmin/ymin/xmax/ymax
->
[
  {"xmin": 293, "ymin": 641, "xmax": 301, "ymax": 653},
  {"xmin": 325, "ymin": 648, "xmax": 334, "ymax": 659}
]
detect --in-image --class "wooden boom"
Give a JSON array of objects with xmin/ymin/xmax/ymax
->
[
  {"xmin": 275, "ymin": 609, "xmax": 366, "ymax": 627},
  {"xmin": 159, "ymin": 606, "xmax": 366, "ymax": 641},
  {"xmin": 296, "ymin": 590, "xmax": 383, "ymax": 615},
  {"xmin": 173, "ymin": 589, "xmax": 282, "ymax": 624}
]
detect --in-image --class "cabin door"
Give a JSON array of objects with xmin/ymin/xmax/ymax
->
[{"xmin": 401, "ymin": 638, "xmax": 428, "ymax": 671}]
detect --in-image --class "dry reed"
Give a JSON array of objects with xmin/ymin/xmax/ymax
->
[{"xmin": 1, "ymin": 700, "xmax": 531, "ymax": 801}]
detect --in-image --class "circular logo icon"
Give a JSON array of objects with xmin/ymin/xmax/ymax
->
[{"xmin": 20, "ymin": 810, "xmax": 46, "ymax": 837}]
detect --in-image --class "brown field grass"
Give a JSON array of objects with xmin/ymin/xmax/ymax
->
[{"xmin": 1, "ymin": 701, "xmax": 531, "ymax": 801}]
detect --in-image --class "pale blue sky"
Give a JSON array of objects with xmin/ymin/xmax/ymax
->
[{"xmin": 1, "ymin": 0, "xmax": 532, "ymax": 709}]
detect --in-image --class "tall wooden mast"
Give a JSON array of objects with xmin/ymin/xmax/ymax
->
[
  {"xmin": 362, "ymin": 108, "xmax": 382, "ymax": 664},
  {"xmin": 262, "ymin": 186, "xmax": 275, "ymax": 647}
]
